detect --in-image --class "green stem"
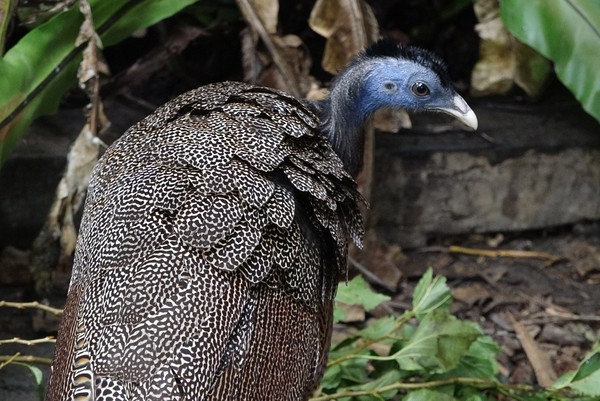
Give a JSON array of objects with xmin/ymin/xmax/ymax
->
[
  {"xmin": 310, "ymin": 377, "xmax": 535, "ymax": 401},
  {"xmin": 328, "ymin": 310, "xmax": 415, "ymax": 367}
]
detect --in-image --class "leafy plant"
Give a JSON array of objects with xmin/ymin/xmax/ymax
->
[
  {"xmin": 500, "ymin": 0, "xmax": 600, "ymax": 123},
  {"xmin": 313, "ymin": 268, "xmax": 600, "ymax": 400},
  {"xmin": 0, "ymin": 0, "xmax": 199, "ymax": 166},
  {"xmin": 553, "ymin": 344, "xmax": 600, "ymax": 397}
]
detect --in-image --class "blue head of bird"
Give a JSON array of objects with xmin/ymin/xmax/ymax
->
[
  {"xmin": 356, "ymin": 56, "xmax": 478, "ymax": 130},
  {"xmin": 318, "ymin": 39, "xmax": 478, "ymax": 176}
]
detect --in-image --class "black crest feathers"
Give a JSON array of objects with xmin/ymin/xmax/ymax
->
[{"xmin": 361, "ymin": 38, "xmax": 451, "ymax": 88}]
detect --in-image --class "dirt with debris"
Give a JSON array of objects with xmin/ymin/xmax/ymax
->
[{"xmin": 348, "ymin": 223, "xmax": 600, "ymax": 386}]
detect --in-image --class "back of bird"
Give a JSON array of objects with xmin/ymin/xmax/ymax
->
[{"xmin": 46, "ymin": 81, "xmax": 364, "ymax": 401}]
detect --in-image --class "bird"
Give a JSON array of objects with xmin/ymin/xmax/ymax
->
[{"xmin": 45, "ymin": 38, "xmax": 477, "ymax": 401}]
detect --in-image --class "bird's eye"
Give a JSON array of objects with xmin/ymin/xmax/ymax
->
[
  {"xmin": 411, "ymin": 82, "xmax": 430, "ymax": 97},
  {"xmin": 384, "ymin": 82, "xmax": 396, "ymax": 91}
]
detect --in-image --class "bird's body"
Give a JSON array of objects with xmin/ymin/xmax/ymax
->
[{"xmin": 46, "ymin": 40, "xmax": 477, "ymax": 401}]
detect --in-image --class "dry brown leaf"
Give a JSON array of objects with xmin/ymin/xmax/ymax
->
[
  {"xmin": 513, "ymin": 40, "xmax": 551, "ymax": 97},
  {"xmin": 452, "ymin": 282, "xmax": 491, "ymax": 306},
  {"xmin": 18, "ymin": 0, "xmax": 77, "ymax": 28},
  {"xmin": 241, "ymin": 29, "xmax": 312, "ymax": 96},
  {"xmin": 29, "ymin": 0, "xmax": 109, "ymax": 294},
  {"xmin": 508, "ymin": 312, "xmax": 557, "ymax": 387},
  {"xmin": 470, "ymin": 0, "xmax": 514, "ymax": 96},
  {"xmin": 248, "ymin": 0, "xmax": 278, "ymax": 34},
  {"xmin": 470, "ymin": 0, "xmax": 550, "ymax": 97},
  {"xmin": 373, "ymin": 108, "xmax": 411, "ymax": 132},
  {"xmin": 309, "ymin": 1, "xmax": 380, "ymax": 270},
  {"xmin": 237, "ymin": 0, "xmax": 309, "ymax": 97},
  {"xmin": 309, "ymin": 0, "xmax": 379, "ymax": 74},
  {"xmin": 336, "ymin": 303, "xmax": 366, "ymax": 323}
]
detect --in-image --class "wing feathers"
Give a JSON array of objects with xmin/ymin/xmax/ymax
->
[{"xmin": 51, "ymin": 82, "xmax": 364, "ymax": 401}]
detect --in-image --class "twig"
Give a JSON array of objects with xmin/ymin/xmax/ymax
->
[
  {"xmin": 108, "ymin": 24, "xmax": 205, "ymax": 97},
  {"xmin": 420, "ymin": 245, "xmax": 562, "ymax": 262},
  {"xmin": 0, "ymin": 300, "xmax": 63, "ymax": 315},
  {"xmin": 449, "ymin": 245, "xmax": 561, "ymax": 261},
  {"xmin": 235, "ymin": 0, "xmax": 301, "ymax": 98},
  {"xmin": 0, "ymin": 337, "xmax": 56, "ymax": 346},
  {"xmin": 348, "ymin": 256, "xmax": 396, "ymax": 293},
  {"xmin": 0, "ymin": 354, "xmax": 53, "ymax": 366},
  {"xmin": 516, "ymin": 295, "xmax": 600, "ymax": 323},
  {"xmin": 0, "ymin": 353, "xmax": 20, "ymax": 370},
  {"xmin": 508, "ymin": 312, "xmax": 557, "ymax": 387}
]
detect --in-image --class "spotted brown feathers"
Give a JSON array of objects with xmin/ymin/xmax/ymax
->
[{"xmin": 46, "ymin": 81, "xmax": 364, "ymax": 401}]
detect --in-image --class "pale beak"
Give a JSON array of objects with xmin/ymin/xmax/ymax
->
[{"xmin": 438, "ymin": 94, "xmax": 478, "ymax": 130}]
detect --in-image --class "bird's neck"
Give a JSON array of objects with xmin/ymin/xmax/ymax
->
[{"xmin": 315, "ymin": 67, "xmax": 371, "ymax": 178}]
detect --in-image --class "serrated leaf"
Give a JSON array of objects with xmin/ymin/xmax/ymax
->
[
  {"xmin": 336, "ymin": 276, "xmax": 390, "ymax": 311},
  {"xmin": 500, "ymin": 0, "xmax": 600, "ymax": 123},
  {"xmin": 433, "ymin": 335, "xmax": 500, "ymax": 380},
  {"xmin": 339, "ymin": 358, "xmax": 368, "ymax": 384},
  {"xmin": 412, "ymin": 268, "xmax": 452, "ymax": 319},
  {"xmin": 393, "ymin": 310, "xmax": 481, "ymax": 373},
  {"xmin": 321, "ymin": 363, "xmax": 343, "ymax": 390},
  {"xmin": 356, "ymin": 369, "xmax": 402, "ymax": 398},
  {"xmin": 553, "ymin": 345, "xmax": 600, "ymax": 396},
  {"xmin": 357, "ymin": 316, "xmax": 397, "ymax": 340}
]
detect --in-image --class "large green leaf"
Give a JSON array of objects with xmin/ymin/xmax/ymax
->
[
  {"xmin": 412, "ymin": 267, "xmax": 452, "ymax": 320},
  {"xmin": 433, "ymin": 335, "xmax": 500, "ymax": 380},
  {"xmin": 393, "ymin": 310, "xmax": 481, "ymax": 373},
  {"xmin": 334, "ymin": 275, "xmax": 390, "ymax": 322},
  {"xmin": 500, "ymin": 0, "xmax": 600, "ymax": 123},
  {"xmin": 0, "ymin": 0, "xmax": 199, "ymax": 165}
]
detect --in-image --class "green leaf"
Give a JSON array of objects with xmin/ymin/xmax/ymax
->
[
  {"xmin": 13, "ymin": 362, "xmax": 44, "ymax": 400},
  {"xmin": 339, "ymin": 358, "xmax": 369, "ymax": 384},
  {"xmin": 434, "ymin": 335, "xmax": 500, "ymax": 380},
  {"xmin": 0, "ymin": 0, "xmax": 199, "ymax": 165},
  {"xmin": 393, "ymin": 310, "xmax": 481, "ymax": 373},
  {"xmin": 553, "ymin": 344, "xmax": 600, "ymax": 396},
  {"xmin": 403, "ymin": 389, "xmax": 458, "ymax": 401},
  {"xmin": 321, "ymin": 363, "xmax": 343, "ymax": 390},
  {"xmin": 333, "ymin": 304, "xmax": 348, "ymax": 323},
  {"xmin": 361, "ymin": 369, "xmax": 402, "ymax": 391},
  {"xmin": 357, "ymin": 316, "xmax": 397, "ymax": 340},
  {"xmin": 0, "ymin": 0, "xmax": 16, "ymax": 55},
  {"xmin": 500, "ymin": 0, "xmax": 600, "ymax": 123},
  {"xmin": 336, "ymin": 276, "xmax": 390, "ymax": 311},
  {"xmin": 457, "ymin": 386, "xmax": 496, "ymax": 401},
  {"xmin": 412, "ymin": 268, "xmax": 452, "ymax": 319}
]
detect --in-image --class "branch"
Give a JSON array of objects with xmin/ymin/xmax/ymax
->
[
  {"xmin": 0, "ymin": 353, "xmax": 20, "ymax": 370},
  {"xmin": 0, "ymin": 354, "xmax": 53, "ymax": 366},
  {"xmin": 0, "ymin": 336, "xmax": 56, "ymax": 346},
  {"xmin": 235, "ymin": 0, "xmax": 302, "ymax": 98},
  {"xmin": 448, "ymin": 245, "xmax": 561, "ymax": 262},
  {"xmin": 419, "ymin": 245, "xmax": 562, "ymax": 262},
  {"xmin": 0, "ymin": 300, "xmax": 63, "ymax": 315}
]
